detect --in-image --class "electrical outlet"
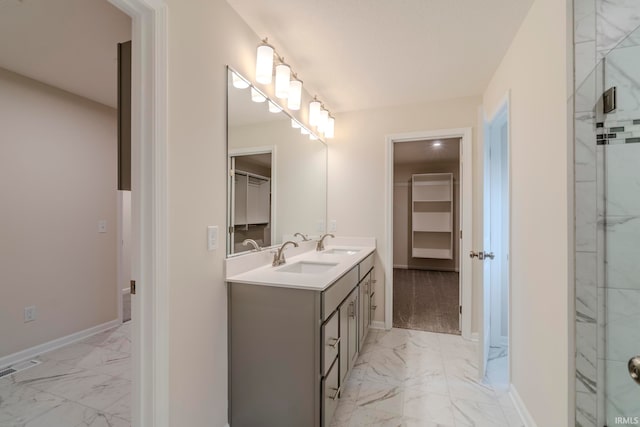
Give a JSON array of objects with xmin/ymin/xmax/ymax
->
[
  {"xmin": 24, "ymin": 306, "xmax": 36, "ymax": 323},
  {"xmin": 316, "ymin": 221, "xmax": 325, "ymax": 232},
  {"xmin": 329, "ymin": 220, "xmax": 337, "ymax": 232},
  {"xmin": 98, "ymin": 220, "xmax": 107, "ymax": 233}
]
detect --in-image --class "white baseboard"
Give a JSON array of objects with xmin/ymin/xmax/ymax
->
[
  {"xmin": 370, "ymin": 320, "xmax": 386, "ymax": 330},
  {"xmin": 509, "ymin": 384, "xmax": 537, "ymax": 427},
  {"xmin": 122, "ymin": 287, "xmax": 131, "ymax": 295},
  {"xmin": 393, "ymin": 264, "xmax": 409, "ymax": 269},
  {"xmin": 0, "ymin": 319, "xmax": 120, "ymax": 369},
  {"xmin": 469, "ymin": 332, "xmax": 479, "ymax": 342}
]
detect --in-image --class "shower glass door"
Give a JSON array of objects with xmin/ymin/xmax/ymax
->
[{"xmin": 600, "ymin": 24, "xmax": 640, "ymax": 426}]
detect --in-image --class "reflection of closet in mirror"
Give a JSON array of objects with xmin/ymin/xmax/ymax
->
[{"xmin": 229, "ymin": 153, "xmax": 273, "ymax": 254}]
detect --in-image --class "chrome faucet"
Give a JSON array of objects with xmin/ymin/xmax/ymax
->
[
  {"xmin": 272, "ymin": 240, "xmax": 299, "ymax": 266},
  {"xmin": 316, "ymin": 233, "xmax": 335, "ymax": 251},
  {"xmin": 294, "ymin": 232, "xmax": 311, "ymax": 241},
  {"xmin": 242, "ymin": 239, "xmax": 262, "ymax": 252}
]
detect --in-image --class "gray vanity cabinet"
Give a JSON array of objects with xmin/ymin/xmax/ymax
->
[
  {"xmin": 228, "ymin": 255, "xmax": 375, "ymax": 427},
  {"xmin": 339, "ymin": 288, "xmax": 359, "ymax": 384}
]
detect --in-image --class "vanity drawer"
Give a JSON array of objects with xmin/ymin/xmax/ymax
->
[
  {"xmin": 322, "ymin": 358, "xmax": 340, "ymax": 427},
  {"xmin": 322, "ymin": 267, "xmax": 358, "ymax": 321},
  {"xmin": 322, "ymin": 311, "xmax": 339, "ymax": 377},
  {"xmin": 358, "ymin": 252, "xmax": 374, "ymax": 281}
]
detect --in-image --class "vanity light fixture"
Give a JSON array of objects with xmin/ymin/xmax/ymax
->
[
  {"xmin": 309, "ymin": 134, "xmax": 318, "ymax": 140},
  {"xmin": 232, "ymin": 71, "xmax": 250, "ymax": 89},
  {"xmin": 268, "ymin": 100, "xmax": 282, "ymax": 113},
  {"xmin": 288, "ymin": 74, "xmax": 303, "ymax": 110},
  {"xmin": 256, "ymin": 39, "xmax": 275, "ymax": 84},
  {"xmin": 251, "ymin": 87, "xmax": 266, "ymax": 103},
  {"xmin": 309, "ymin": 97, "xmax": 321, "ymax": 126},
  {"xmin": 317, "ymin": 107, "xmax": 329, "ymax": 133},
  {"xmin": 291, "ymin": 119, "xmax": 301, "ymax": 129},
  {"xmin": 325, "ymin": 115, "xmax": 335, "ymax": 139},
  {"xmin": 275, "ymin": 59, "xmax": 291, "ymax": 99},
  {"xmin": 300, "ymin": 127, "xmax": 310, "ymax": 135}
]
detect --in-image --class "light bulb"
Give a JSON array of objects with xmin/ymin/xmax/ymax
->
[
  {"xmin": 256, "ymin": 41, "xmax": 274, "ymax": 84},
  {"xmin": 317, "ymin": 108, "xmax": 329, "ymax": 132},
  {"xmin": 300, "ymin": 127, "xmax": 310, "ymax": 135},
  {"xmin": 275, "ymin": 61, "xmax": 291, "ymax": 99},
  {"xmin": 251, "ymin": 88, "xmax": 266, "ymax": 103},
  {"xmin": 309, "ymin": 98, "xmax": 321, "ymax": 126},
  {"xmin": 288, "ymin": 77, "xmax": 303, "ymax": 110},
  {"xmin": 310, "ymin": 134, "xmax": 318, "ymax": 140},
  {"xmin": 291, "ymin": 119, "xmax": 301, "ymax": 129},
  {"xmin": 232, "ymin": 72, "xmax": 249, "ymax": 89},
  {"xmin": 325, "ymin": 116, "xmax": 335, "ymax": 138},
  {"xmin": 268, "ymin": 100, "xmax": 282, "ymax": 113}
]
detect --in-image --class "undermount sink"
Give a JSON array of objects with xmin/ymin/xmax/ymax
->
[
  {"xmin": 322, "ymin": 248, "xmax": 359, "ymax": 256},
  {"xmin": 277, "ymin": 261, "xmax": 339, "ymax": 274}
]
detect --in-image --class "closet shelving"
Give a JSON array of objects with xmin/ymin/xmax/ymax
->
[
  {"xmin": 411, "ymin": 173, "xmax": 453, "ymax": 259},
  {"xmin": 234, "ymin": 170, "xmax": 271, "ymax": 228}
]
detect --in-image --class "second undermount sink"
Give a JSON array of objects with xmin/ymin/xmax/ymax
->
[
  {"xmin": 322, "ymin": 248, "xmax": 359, "ymax": 256},
  {"xmin": 277, "ymin": 261, "xmax": 339, "ymax": 274}
]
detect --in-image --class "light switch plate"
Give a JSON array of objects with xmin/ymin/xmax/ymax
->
[
  {"xmin": 207, "ymin": 226, "xmax": 218, "ymax": 251},
  {"xmin": 329, "ymin": 220, "xmax": 337, "ymax": 232},
  {"xmin": 316, "ymin": 221, "xmax": 325, "ymax": 232},
  {"xmin": 98, "ymin": 220, "xmax": 107, "ymax": 233}
]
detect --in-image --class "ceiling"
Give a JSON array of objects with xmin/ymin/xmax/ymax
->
[
  {"xmin": 0, "ymin": 0, "xmax": 131, "ymax": 108},
  {"xmin": 394, "ymin": 138, "xmax": 460, "ymax": 164},
  {"xmin": 227, "ymin": 0, "xmax": 534, "ymax": 112}
]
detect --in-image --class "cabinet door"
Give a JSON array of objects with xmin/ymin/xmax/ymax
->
[
  {"xmin": 347, "ymin": 290, "xmax": 359, "ymax": 372},
  {"xmin": 322, "ymin": 358, "xmax": 339, "ymax": 427},
  {"xmin": 358, "ymin": 282, "xmax": 365, "ymax": 352},
  {"xmin": 339, "ymin": 298, "xmax": 349, "ymax": 384}
]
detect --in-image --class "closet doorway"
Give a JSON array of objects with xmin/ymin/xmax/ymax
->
[
  {"xmin": 393, "ymin": 139, "xmax": 461, "ymax": 333},
  {"xmin": 385, "ymin": 128, "xmax": 473, "ymax": 338}
]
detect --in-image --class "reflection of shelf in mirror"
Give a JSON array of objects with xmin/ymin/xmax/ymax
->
[{"xmin": 412, "ymin": 212, "xmax": 451, "ymax": 232}]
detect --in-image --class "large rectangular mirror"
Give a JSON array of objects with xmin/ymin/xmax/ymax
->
[{"xmin": 226, "ymin": 67, "xmax": 328, "ymax": 256}]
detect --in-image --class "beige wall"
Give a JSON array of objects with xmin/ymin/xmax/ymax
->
[
  {"xmin": 0, "ymin": 68, "xmax": 117, "ymax": 358},
  {"xmin": 393, "ymin": 161, "xmax": 460, "ymax": 271},
  {"xmin": 482, "ymin": 0, "xmax": 571, "ymax": 424},
  {"xmin": 328, "ymin": 96, "xmax": 482, "ymax": 330}
]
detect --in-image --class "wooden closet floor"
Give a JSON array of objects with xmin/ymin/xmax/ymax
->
[{"xmin": 393, "ymin": 268, "xmax": 460, "ymax": 335}]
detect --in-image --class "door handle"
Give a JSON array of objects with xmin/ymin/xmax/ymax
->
[
  {"xmin": 470, "ymin": 251, "xmax": 495, "ymax": 260},
  {"xmin": 469, "ymin": 251, "xmax": 479, "ymax": 259},
  {"xmin": 483, "ymin": 252, "xmax": 495, "ymax": 260}
]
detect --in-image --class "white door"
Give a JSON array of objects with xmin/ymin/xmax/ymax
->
[{"xmin": 479, "ymin": 104, "xmax": 509, "ymax": 378}]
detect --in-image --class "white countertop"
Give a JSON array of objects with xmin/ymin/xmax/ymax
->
[{"xmin": 225, "ymin": 237, "xmax": 376, "ymax": 291}]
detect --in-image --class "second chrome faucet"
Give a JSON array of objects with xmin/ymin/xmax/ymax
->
[
  {"xmin": 316, "ymin": 233, "xmax": 335, "ymax": 251},
  {"xmin": 272, "ymin": 240, "xmax": 299, "ymax": 266}
]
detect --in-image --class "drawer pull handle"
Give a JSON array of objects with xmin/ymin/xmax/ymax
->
[
  {"xmin": 328, "ymin": 337, "xmax": 341, "ymax": 349},
  {"xmin": 371, "ymin": 305, "xmax": 377, "ymax": 310},
  {"xmin": 372, "ymin": 279, "xmax": 377, "ymax": 284},
  {"xmin": 329, "ymin": 385, "xmax": 342, "ymax": 401},
  {"xmin": 349, "ymin": 302, "xmax": 356, "ymax": 318}
]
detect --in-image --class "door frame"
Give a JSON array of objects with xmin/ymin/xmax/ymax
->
[
  {"xmin": 385, "ymin": 128, "xmax": 473, "ymax": 339},
  {"xmin": 479, "ymin": 92, "xmax": 511, "ymax": 380},
  {"xmin": 108, "ymin": 0, "xmax": 169, "ymax": 426},
  {"xmin": 227, "ymin": 146, "xmax": 277, "ymax": 254}
]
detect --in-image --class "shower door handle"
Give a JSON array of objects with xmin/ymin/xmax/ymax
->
[{"xmin": 628, "ymin": 356, "xmax": 640, "ymax": 385}]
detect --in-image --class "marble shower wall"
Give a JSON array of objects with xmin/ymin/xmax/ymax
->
[{"xmin": 574, "ymin": 1, "xmax": 640, "ymax": 426}]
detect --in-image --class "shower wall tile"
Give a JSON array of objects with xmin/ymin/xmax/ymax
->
[
  {"xmin": 605, "ymin": 216, "xmax": 640, "ymax": 289},
  {"xmin": 605, "ymin": 359, "xmax": 640, "ymax": 424},
  {"xmin": 576, "ymin": 181, "xmax": 598, "ymax": 251},
  {"xmin": 576, "ymin": 41, "xmax": 597, "ymax": 90},
  {"xmin": 605, "ymin": 288, "xmax": 640, "ymax": 362},
  {"xmin": 576, "ymin": 391, "xmax": 597, "ymax": 427},
  {"xmin": 576, "ymin": 322, "xmax": 597, "ymax": 394},
  {"xmin": 575, "ymin": 68, "xmax": 597, "ymax": 113},
  {"xmin": 576, "ymin": 113, "xmax": 597, "ymax": 181},
  {"xmin": 576, "ymin": 0, "xmax": 597, "ymax": 43},
  {"xmin": 576, "ymin": 252, "xmax": 598, "ymax": 323},
  {"xmin": 596, "ymin": 0, "xmax": 640, "ymax": 56}
]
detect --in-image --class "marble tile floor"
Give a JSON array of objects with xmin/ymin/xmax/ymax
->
[
  {"xmin": 0, "ymin": 322, "xmax": 131, "ymax": 427},
  {"xmin": 486, "ymin": 345, "xmax": 509, "ymax": 389},
  {"xmin": 332, "ymin": 328, "xmax": 523, "ymax": 427}
]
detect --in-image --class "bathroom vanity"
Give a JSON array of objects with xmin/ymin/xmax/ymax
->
[{"xmin": 226, "ymin": 240, "xmax": 376, "ymax": 427}]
